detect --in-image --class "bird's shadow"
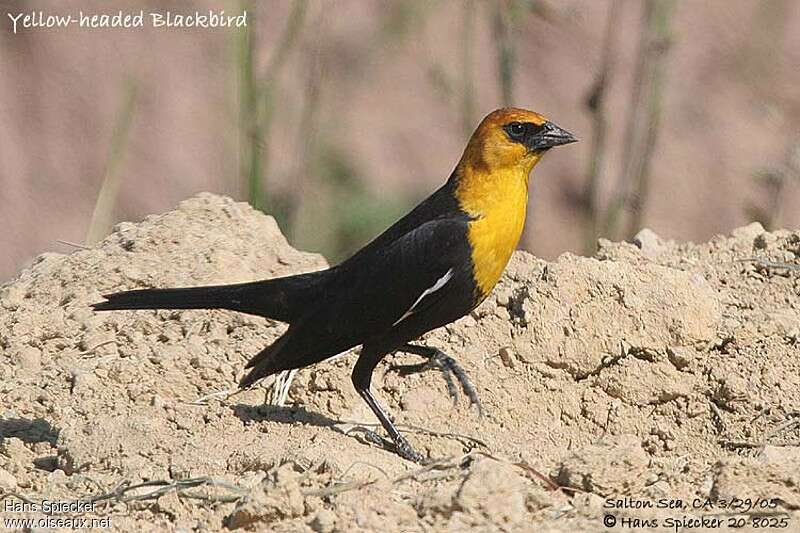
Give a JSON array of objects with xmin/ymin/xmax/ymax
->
[
  {"xmin": 0, "ymin": 417, "xmax": 59, "ymax": 445},
  {"xmin": 0, "ymin": 417, "xmax": 61, "ymax": 471},
  {"xmin": 231, "ymin": 403, "xmax": 392, "ymax": 450},
  {"xmin": 232, "ymin": 403, "xmax": 339, "ymax": 429}
]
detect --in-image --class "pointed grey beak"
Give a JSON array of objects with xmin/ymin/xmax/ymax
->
[{"xmin": 528, "ymin": 121, "xmax": 578, "ymax": 151}]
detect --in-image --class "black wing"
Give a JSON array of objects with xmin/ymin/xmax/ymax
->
[
  {"xmin": 240, "ymin": 215, "xmax": 477, "ymax": 386},
  {"xmin": 340, "ymin": 178, "xmax": 462, "ymax": 266}
]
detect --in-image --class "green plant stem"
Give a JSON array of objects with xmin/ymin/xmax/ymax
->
[
  {"xmin": 86, "ymin": 77, "xmax": 138, "ymax": 245},
  {"xmin": 624, "ymin": 0, "xmax": 675, "ymax": 238},
  {"xmin": 460, "ymin": 0, "xmax": 476, "ymax": 137},
  {"xmin": 605, "ymin": 0, "xmax": 675, "ymax": 240},
  {"xmin": 582, "ymin": 0, "xmax": 621, "ymax": 253},
  {"xmin": 237, "ymin": 0, "xmax": 308, "ymax": 213},
  {"xmin": 492, "ymin": 0, "xmax": 519, "ymax": 107}
]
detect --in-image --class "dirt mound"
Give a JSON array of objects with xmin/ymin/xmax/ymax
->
[{"xmin": 1, "ymin": 194, "xmax": 799, "ymax": 531}]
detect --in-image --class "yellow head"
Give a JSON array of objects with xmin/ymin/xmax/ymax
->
[
  {"xmin": 458, "ymin": 107, "xmax": 576, "ymax": 176},
  {"xmin": 454, "ymin": 108, "xmax": 576, "ymax": 298}
]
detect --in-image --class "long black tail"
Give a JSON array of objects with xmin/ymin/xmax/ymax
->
[{"xmin": 92, "ymin": 271, "xmax": 327, "ymax": 323}]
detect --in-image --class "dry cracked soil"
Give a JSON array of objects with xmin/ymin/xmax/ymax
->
[{"xmin": 1, "ymin": 194, "xmax": 799, "ymax": 532}]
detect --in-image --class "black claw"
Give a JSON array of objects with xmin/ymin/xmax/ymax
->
[
  {"xmin": 345, "ymin": 426, "xmax": 423, "ymax": 462},
  {"xmin": 395, "ymin": 344, "xmax": 483, "ymax": 415},
  {"xmin": 347, "ymin": 426, "xmax": 390, "ymax": 448},
  {"xmin": 394, "ymin": 435, "xmax": 424, "ymax": 463},
  {"xmin": 433, "ymin": 358, "xmax": 460, "ymax": 403},
  {"xmin": 387, "ymin": 361, "xmax": 428, "ymax": 376}
]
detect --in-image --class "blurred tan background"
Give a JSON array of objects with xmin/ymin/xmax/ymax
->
[{"xmin": 1, "ymin": 0, "xmax": 799, "ymax": 282}]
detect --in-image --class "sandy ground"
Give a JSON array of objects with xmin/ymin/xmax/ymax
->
[{"xmin": 1, "ymin": 193, "xmax": 799, "ymax": 532}]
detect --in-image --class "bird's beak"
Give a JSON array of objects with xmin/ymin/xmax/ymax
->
[{"xmin": 528, "ymin": 121, "xmax": 578, "ymax": 151}]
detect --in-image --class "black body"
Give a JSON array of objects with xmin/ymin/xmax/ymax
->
[
  {"xmin": 94, "ymin": 175, "xmax": 477, "ymax": 392},
  {"xmin": 92, "ymin": 109, "xmax": 578, "ymax": 462}
]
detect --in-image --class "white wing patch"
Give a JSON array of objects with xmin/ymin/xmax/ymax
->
[{"xmin": 392, "ymin": 268, "xmax": 454, "ymax": 326}]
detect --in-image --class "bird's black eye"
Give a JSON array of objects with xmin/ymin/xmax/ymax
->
[{"xmin": 507, "ymin": 122, "xmax": 526, "ymax": 139}]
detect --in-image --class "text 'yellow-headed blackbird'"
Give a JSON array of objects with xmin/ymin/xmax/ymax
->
[{"xmin": 93, "ymin": 107, "xmax": 577, "ymax": 462}]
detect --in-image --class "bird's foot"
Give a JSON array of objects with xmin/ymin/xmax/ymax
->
[
  {"xmin": 392, "ymin": 433, "xmax": 424, "ymax": 463},
  {"xmin": 347, "ymin": 426, "xmax": 390, "ymax": 447},
  {"xmin": 346, "ymin": 426, "xmax": 424, "ymax": 463},
  {"xmin": 389, "ymin": 347, "xmax": 483, "ymax": 415}
]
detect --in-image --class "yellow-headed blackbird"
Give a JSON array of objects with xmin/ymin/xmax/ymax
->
[{"xmin": 93, "ymin": 107, "xmax": 576, "ymax": 462}]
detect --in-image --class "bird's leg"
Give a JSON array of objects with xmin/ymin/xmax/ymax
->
[
  {"xmin": 390, "ymin": 343, "xmax": 482, "ymax": 414},
  {"xmin": 352, "ymin": 351, "xmax": 424, "ymax": 463},
  {"xmin": 357, "ymin": 388, "xmax": 423, "ymax": 463}
]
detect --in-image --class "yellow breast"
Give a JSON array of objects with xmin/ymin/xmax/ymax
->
[{"xmin": 456, "ymin": 166, "xmax": 529, "ymax": 298}]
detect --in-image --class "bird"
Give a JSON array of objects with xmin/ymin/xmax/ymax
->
[{"xmin": 92, "ymin": 107, "xmax": 577, "ymax": 462}]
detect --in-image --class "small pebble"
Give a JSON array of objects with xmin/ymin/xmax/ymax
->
[
  {"xmin": 0, "ymin": 467, "xmax": 17, "ymax": 490},
  {"xmin": 310, "ymin": 509, "xmax": 336, "ymax": 533},
  {"xmin": 499, "ymin": 347, "xmax": 516, "ymax": 369},
  {"xmin": 495, "ymin": 288, "xmax": 512, "ymax": 308},
  {"xmin": 632, "ymin": 228, "xmax": 663, "ymax": 256},
  {"xmin": 494, "ymin": 306, "xmax": 511, "ymax": 321},
  {"xmin": 731, "ymin": 222, "xmax": 765, "ymax": 242},
  {"xmin": 667, "ymin": 346, "xmax": 694, "ymax": 370}
]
